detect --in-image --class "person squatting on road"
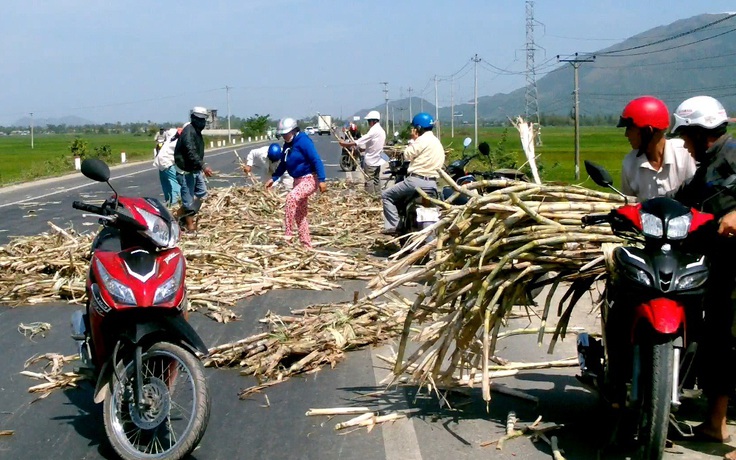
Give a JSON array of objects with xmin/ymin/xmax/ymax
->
[
  {"xmin": 243, "ymin": 143, "xmax": 293, "ymax": 190},
  {"xmin": 266, "ymin": 117, "xmax": 327, "ymax": 249},
  {"xmin": 666, "ymin": 96, "xmax": 736, "ymax": 456},
  {"xmin": 339, "ymin": 110, "xmax": 386, "ymax": 195},
  {"xmin": 381, "ymin": 112, "xmax": 445, "ymax": 235},
  {"xmin": 173, "ymin": 106, "xmax": 213, "ymax": 232},
  {"xmin": 617, "ymin": 96, "xmax": 696, "ymax": 201},
  {"xmin": 152, "ymin": 127, "xmax": 181, "ymax": 206}
]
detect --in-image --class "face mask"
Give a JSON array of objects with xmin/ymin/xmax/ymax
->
[{"xmin": 191, "ymin": 117, "xmax": 206, "ymax": 130}]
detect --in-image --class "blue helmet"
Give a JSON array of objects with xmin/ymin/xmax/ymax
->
[
  {"xmin": 267, "ymin": 143, "xmax": 282, "ymax": 162},
  {"xmin": 411, "ymin": 112, "xmax": 434, "ymax": 129}
]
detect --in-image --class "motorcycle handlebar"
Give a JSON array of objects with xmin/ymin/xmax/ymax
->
[
  {"xmin": 581, "ymin": 214, "xmax": 611, "ymax": 226},
  {"xmin": 72, "ymin": 200, "xmax": 104, "ymax": 215}
]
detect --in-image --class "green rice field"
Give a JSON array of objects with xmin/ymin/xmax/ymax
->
[{"xmin": 2, "ymin": 125, "xmax": 733, "ymax": 188}]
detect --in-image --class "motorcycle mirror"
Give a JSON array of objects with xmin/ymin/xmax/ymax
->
[
  {"xmin": 463, "ymin": 137, "xmax": 472, "ymax": 148},
  {"xmin": 81, "ymin": 158, "xmax": 110, "ymax": 183},
  {"xmin": 584, "ymin": 160, "xmax": 613, "ymax": 187}
]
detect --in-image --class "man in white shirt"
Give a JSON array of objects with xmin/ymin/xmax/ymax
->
[
  {"xmin": 339, "ymin": 110, "xmax": 386, "ymax": 194},
  {"xmin": 617, "ymin": 96, "xmax": 696, "ymax": 201},
  {"xmin": 243, "ymin": 143, "xmax": 293, "ymax": 190},
  {"xmin": 381, "ymin": 112, "xmax": 444, "ymax": 234}
]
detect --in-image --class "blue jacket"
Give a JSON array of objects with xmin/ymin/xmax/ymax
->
[{"xmin": 272, "ymin": 131, "xmax": 326, "ymax": 183}]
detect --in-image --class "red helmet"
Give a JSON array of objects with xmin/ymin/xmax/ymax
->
[{"xmin": 617, "ymin": 96, "xmax": 670, "ymax": 130}]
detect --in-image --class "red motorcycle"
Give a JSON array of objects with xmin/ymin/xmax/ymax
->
[
  {"xmin": 578, "ymin": 160, "xmax": 715, "ymax": 459},
  {"xmin": 71, "ymin": 158, "xmax": 210, "ymax": 460}
]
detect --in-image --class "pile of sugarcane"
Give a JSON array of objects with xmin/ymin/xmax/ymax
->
[
  {"xmin": 204, "ymin": 297, "xmax": 408, "ymax": 397},
  {"xmin": 0, "ymin": 182, "xmax": 386, "ymax": 308},
  {"xmin": 368, "ymin": 171, "xmax": 626, "ymax": 403}
]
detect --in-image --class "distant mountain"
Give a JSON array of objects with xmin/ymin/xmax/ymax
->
[
  {"xmin": 12, "ymin": 115, "xmax": 95, "ymax": 128},
  {"xmin": 359, "ymin": 13, "xmax": 736, "ymax": 122}
]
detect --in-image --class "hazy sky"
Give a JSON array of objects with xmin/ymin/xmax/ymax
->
[{"xmin": 1, "ymin": 0, "xmax": 734, "ymax": 125}]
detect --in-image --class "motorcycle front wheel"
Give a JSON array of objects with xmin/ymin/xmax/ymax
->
[
  {"xmin": 339, "ymin": 152, "xmax": 353, "ymax": 172},
  {"xmin": 637, "ymin": 338, "xmax": 674, "ymax": 460},
  {"xmin": 103, "ymin": 342, "xmax": 211, "ymax": 460}
]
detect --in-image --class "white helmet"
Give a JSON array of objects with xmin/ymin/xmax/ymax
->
[
  {"xmin": 277, "ymin": 117, "xmax": 298, "ymax": 135},
  {"xmin": 365, "ymin": 110, "xmax": 381, "ymax": 121},
  {"xmin": 672, "ymin": 96, "xmax": 729, "ymax": 133},
  {"xmin": 191, "ymin": 106, "xmax": 208, "ymax": 119}
]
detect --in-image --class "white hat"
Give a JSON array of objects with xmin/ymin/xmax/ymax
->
[
  {"xmin": 365, "ymin": 110, "xmax": 381, "ymax": 121},
  {"xmin": 277, "ymin": 117, "xmax": 298, "ymax": 135},
  {"xmin": 191, "ymin": 106, "xmax": 208, "ymax": 119}
]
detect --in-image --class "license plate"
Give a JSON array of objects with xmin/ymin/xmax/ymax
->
[{"xmin": 416, "ymin": 206, "xmax": 439, "ymax": 223}]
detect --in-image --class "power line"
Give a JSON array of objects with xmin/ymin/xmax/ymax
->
[
  {"xmin": 597, "ymin": 26, "xmax": 736, "ymax": 58},
  {"xmin": 597, "ymin": 13, "xmax": 735, "ymax": 56}
]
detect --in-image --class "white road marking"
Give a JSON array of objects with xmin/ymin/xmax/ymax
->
[{"xmin": 371, "ymin": 346, "xmax": 423, "ymax": 460}]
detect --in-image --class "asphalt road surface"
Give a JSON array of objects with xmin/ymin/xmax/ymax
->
[{"xmin": 0, "ymin": 135, "xmax": 733, "ymax": 459}]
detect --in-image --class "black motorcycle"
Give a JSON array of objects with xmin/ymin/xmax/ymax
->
[
  {"xmin": 443, "ymin": 137, "xmax": 527, "ymax": 205},
  {"xmin": 579, "ymin": 160, "xmax": 716, "ymax": 459}
]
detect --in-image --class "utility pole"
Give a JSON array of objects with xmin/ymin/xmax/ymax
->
[
  {"xmin": 434, "ymin": 75, "xmax": 440, "ymax": 141},
  {"xmin": 407, "ymin": 86, "xmax": 413, "ymax": 122},
  {"xmin": 451, "ymin": 76, "xmax": 455, "ymax": 137},
  {"xmin": 29, "ymin": 112, "xmax": 34, "ymax": 149},
  {"xmin": 225, "ymin": 85, "xmax": 232, "ymax": 145},
  {"xmin": 472, "ymin": 54, "xmax": 481, "ymax": 149},
  {"xmin": 380, "ymin": 81, "xmax": 389, "ymax": 128},
  {"xmin": 525, "ymin": 0, "xmax": 543, "ymax": 146},
  {"xmin": 558, "ymin": 53, "xmax": 595, "ymax": 180}
]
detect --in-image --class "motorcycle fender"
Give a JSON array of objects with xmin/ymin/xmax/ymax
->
[
  {"xmin": 131, "ymin": 316, "xmax": 209, "ymax": 356},
  {"xmin": 633, "ymin": 298, "xmax": 686, "ymax": 337},
  {"xmin": 93, "ymin": 357, "xmax": 125, "ymax": 404}
]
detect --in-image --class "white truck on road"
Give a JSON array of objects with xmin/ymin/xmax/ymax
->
[{"xmin": 317, "ymin": 115, "xmax": 332, "ymax": 136}]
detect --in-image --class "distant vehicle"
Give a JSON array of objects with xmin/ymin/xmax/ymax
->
[
  {"xmin": 304, "ymin": 126, "xmax": 316, "ymax": 135},
  {"xmin": 317, "ymin": 115, "xmax": 332, "ymax": 136}
]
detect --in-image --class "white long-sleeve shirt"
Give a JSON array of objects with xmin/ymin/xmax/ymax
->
[
  {"xmin": 404, "ymin": 131, "xmax": 445, "ymax": 178},
  {"xmin": 621, "ymin": 138, "xmax": 696, "ymax": 201},
  {"xmin": 355, "ymin": 122, "xmax": 387, "ymax": 167},
  {"xmin": 246, "ymin": 146, "xmax": 293, "ymax": 189}
]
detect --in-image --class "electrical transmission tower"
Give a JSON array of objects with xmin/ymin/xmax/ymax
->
[{"xmin": 524, "ymin": 0, "xmax": 542, "ymax": 145}]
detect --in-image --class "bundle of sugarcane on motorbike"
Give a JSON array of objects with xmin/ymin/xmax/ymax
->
[{"xmin": 379, "ymin": 96, "xmax": 736, "ymax": 460}]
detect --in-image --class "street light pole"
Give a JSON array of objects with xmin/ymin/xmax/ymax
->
[
  {"xmin": 434, "ymin": 75, "xmax": 440, "ymax": 141},
  {"xmin": 30, "ymin": 112, "xmax": 34, "ymax": 149},
  {"xmin": 472, "ymin": 54, "xmax": 481, "ymax": 149},
  {"xmin": 225, "ymin": 85, "xmax": 232, "ymax": 145},
  {"xmin": 450, "ymin": 76, "xmax": 455, "ymax": 138},
  {"xmin": 380, "ymin": 81, "xmax": 389, "ymax": 129}
]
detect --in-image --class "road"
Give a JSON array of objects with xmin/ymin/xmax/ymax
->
[{"xmin": 0, "ymin": 134, "xmax": 732, "ymax": 459}]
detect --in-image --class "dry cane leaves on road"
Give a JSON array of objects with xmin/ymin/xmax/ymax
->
[
  {"xmin": 0, "ymin": 182, "xmax": 387, "ymax": 312},
  {"xmin": 17, "ymin": 176, "xmax": 626, "ymax": 415}
]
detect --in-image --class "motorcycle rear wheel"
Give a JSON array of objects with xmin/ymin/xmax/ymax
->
[
  {"xmin": 637, "ymin": 339, "xmax": 674, "ymax": 460},
  {"xmin": 103, "ymin": 342, "xmax": 211, "ymax": 460}
]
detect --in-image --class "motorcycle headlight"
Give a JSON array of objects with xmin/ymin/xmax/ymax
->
[
  {"xmin": 676, "ymin": 271, "xmax": 708, "ymax": 290},
  {"xmin": 667, "ymin": 214, "xmax": 692, "ymax": 240},
  {"xmin": 154, "ymin": 257, "xmax": 184, "ymax": 304},
  {"xmin": 633, "ymin": 268, "xmax": 652, "ymax": 287},
  {"xmin": 136, "ymin": 207, "xmax": 177, "ymax": 248},
  {"xmin": 641, "ymin": 212, "xmax": 663, "ymax": 238},
  {"xmin": 623, "ymin": 265, "xmax": 652, "ymax": 287},
  {"xmin": 95, "ymin": 259, "xmax": 136, "ymax": 305}
]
